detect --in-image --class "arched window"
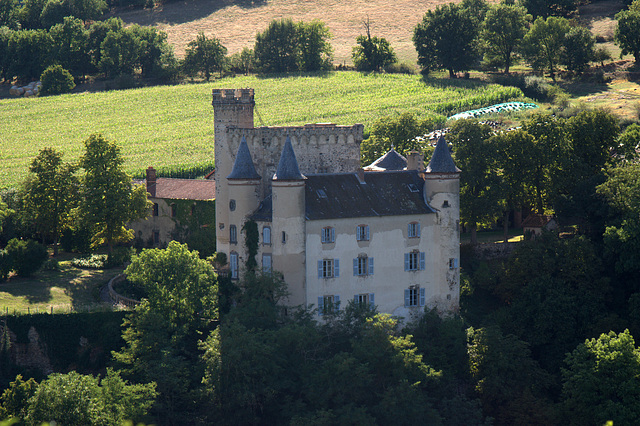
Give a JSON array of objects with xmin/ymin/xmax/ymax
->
[{"xmin": 263, "ymin": 226, "xmax": 271, "ymax": 245}]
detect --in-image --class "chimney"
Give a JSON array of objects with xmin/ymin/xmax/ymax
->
[
  {"xmin": 146, "ymin": 167, "xmax": 156, "ymax": 197},
  {"xmin": 406, "ymin": 151, "xmax": 424, "ymax": 171},
  {"xmin": 356, "ymin": 168, "xmax": 365, "ymax": 184}
]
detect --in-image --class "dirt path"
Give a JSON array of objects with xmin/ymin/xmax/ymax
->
[{"xmin": 112, "ymin": 0, "xmax": 449, "ymax": 64}]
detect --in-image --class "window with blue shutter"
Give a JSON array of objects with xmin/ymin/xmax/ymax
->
[
  {"xmin": 353, "ymin": 258, "xmax": 358, "ymax": 276},
  {"xmin": 322, "ymin": 227, "xmax": 335, "ymax": 243},
  {"xmin": 404, "ymin": 253, "xmax": 410, "ymax": 271},
  {"xmin": 334, "ymin": 259, "xmax": 339, "ymax": 277},
  {"xmin": 318, "ymin": 296, "xmax": 324, "ymax": 315},
  {"xmin": 334, "ymin": 295, "xmax": 340, "ymax": 311},
  {"xmin": 420, "ymin": 252, "xmax": 425, "ymax": 270},
  {"xmin": 369, "ymin": 293, "xmax": 375, "ymax": 308},
  {"xmin": 230, "ymin": 252, "xmax": 239, "ymax": 280},
  {"xmin": 406, "ymin": 286, "xmax": 421, "ymax": 307},
  {"xmin": 406, "ymin": 252, "xmax": 425, "ymax": 271},
  {"xmin": 369, "ymin": 257, "xmax": 374, "ymax": 275},
  {"xmin": 420, "ymin": 288, "xmax": 426, "ymax": 306},
  {"xmin": 408, "ymin": 222, "xmax": 420, "ymax": 238},
  {"xmin": 404, "ymin": 289, "xmax": 410, "ymax": 307},
  {"xmin": 262, "ymin": 254, "xmax": 272, "ymax": 273},
  {"xmin": 318, "ymin": 260, "xmax": 323, "ymax": 278},
  {"xmin": 262, "ymin": 226, "xmax": 271, "ymax": 245},
  {"xmin": 357, "ymin": 225, "xmax": 370, "ymax": 241},
  {"xmin": 320, "ymin": 259, "xmax": 337, "ymax": 278}
]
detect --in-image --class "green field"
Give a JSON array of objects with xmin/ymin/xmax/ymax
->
[{"xmin": 1, "ymin": 72, "xmax": 524, "ymax": 189}]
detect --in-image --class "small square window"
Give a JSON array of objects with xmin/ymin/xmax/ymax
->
[
  {"xmin": 449, "ymin": 258, "xmax": 458, "ymax": 269},
  {"xmin": 443, "ymin": 200, "xmax": 450, "ymax": 208},
  {"xmin": 321, "ymin": 227, "xmax": 335, "ymax": 243},
  {"xmin": 408, "ymin": 222, "xmax": 421, "ymax": 238},
  {"xmin": 356, "ymin": 225, "xmax": 369, "ymax": 241}
]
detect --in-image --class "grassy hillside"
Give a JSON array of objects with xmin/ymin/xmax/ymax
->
[{"xmin": 0, "ymin": 71, "xmax": 523, "ymax": 189}]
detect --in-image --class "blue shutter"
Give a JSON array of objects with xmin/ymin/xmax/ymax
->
[
  {"xmin": 370, "ymin": 293, "xmax": 375, "ymax": 309},
  {"xmin": 353, "ymin": 258, "xmax": 358, "ymax": 276},
  {"xmin": 420, "ymin": 252, "xmax": 425, "ymax": 270},
  {"xmin": 334, "ymin": 259, "xmax": 339, "ymax": 277},
  {"xmin": 407, "ymin": 223, "xmax": 411, "ymax": 236},
  {"xmin": 366, "ymin": 225, "xmax": 370, "ymax": 240},
  {"xmin": 318, "ymin": 296, "xmax": 324, "ymax": 315},
  {"xmin": 420, "ymin": 288, "xmax": 426, "ymax": 306},
  {"xmin": 334, "ymin": 295, "xmax": 340, "ymax": 311},
  {"xmin": 318, "ymin": 260, "xmax": 323, "ymax": 278},
  {"xmin": 454, "ymin": 258, "xmax": 459, "ymax": 268},
  {"xmin": 404, "ymin": 253, "xmax": 410, "ymax": 271},
  {"xmin": 331, "ymin": 227, "xmax": 335, "ymax": 242},
  {"xmin": 354, "ymin": 294, "xmax": 359, "ymax": 303},
  {"xmin": 369, "ymin": 257, "xmax": 374, "ymax": 275},
  {"xmin": 404, "ymin": 289, "xmax": 410, "ymax": 307},
  {"xmin": 417, "ymin": 223, "xmax": 421, "ymax": 237}
]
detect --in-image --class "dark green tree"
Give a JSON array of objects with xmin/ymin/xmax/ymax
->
[
  {"xmin": 130, "ymin": 24, "xmax": 174, "ymax": 78},
  {"xmin": 481, "ymin": 3, "xmax": 529, "ymax": 73},
  {"xmin": 562, "ymin": 26, "xmax": 595, "ymax": 74},
  {"xmin": 87, "ymin": 17, "xmax": 123, "ymax": 73},
  {"xmin": 352, "ymin": 19, "xmax": 396, "ymax": 72},
  {"xmin": 114, "ymin": 241, "xmax": 218, "ymax": 423},
  {"xmin": 78, "ymin": 134, "xmax": 151, "ymax": 254},
  {"xmin": 521, "ymin": 16, "xmax": 570, "ymax": 79},
  {"xmin": 23, "ymin": 147, "xmax": 78, "ymax": 255},
  {"xmin": 0, "ymin": 0, "xmax": 19, "ymax": 29},
  {"xmin": 413, "ymin": 3, "xmax": 479, "ymax": 77},
  {"xmin": 254, "ymin": 18, "xmax": 299, "ymax": 73},
  {"xmin": 183, "ymin": 31, "xmax": 227, "ymax": 81},
  {"xmin": 615, "ymin": 0, "xmax": 640, "ymax": 64},
  {"xmin": 562, "ymin": 330, "xmax": 640, "ymax": 426},
  {"xmin": 0, "ymin": 375, "xmax": 38, "ymax": 420},
  {"xmin": 519, "ymin": 0, "xmax": 577, "ymax": 18},
  {"xmin": 39, "ymin": 64, "xmax": 75, "ymax": 95},
  {"xmin": 49, "ymin": 16, "xmax": 91, "ymax": 79},
  {"xmin": 297, "ymin": 19, "xmax": 333, "ymax": 71},
  {"xmin": 448, "ymin": 120, "xmax": 503, "ymax": 244},
  {"xmin": 39, "ymin": 0, "xmax": 69, "ymax": 27},
  {"xmin": 4, "ymin": 238, "xmax": 48, "ymax": 277},
  {"xmin": 98, "ymin": 27, "xmax": 142, "ymax": 77},
  {"xmin": 7, "ymin": 29, "xmax": 53, "ymax": 80}
]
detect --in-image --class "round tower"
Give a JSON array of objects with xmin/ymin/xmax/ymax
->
[
  {"xmin": 222, "ymin": 136, "xmax": 261, "ymax": 263},
  {"xmin": 271, "ymin": 136, "xmax": 306, "ymax": 306},
  {"xmin": 212, "ymin": 89, "xmax": 255, "ymax": 252},
  {"xmin": 424, "ymin": 136, "xmax": 461, "ymax": 312}
]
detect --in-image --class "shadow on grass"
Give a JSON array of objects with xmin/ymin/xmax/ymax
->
[{"xmin": 0, "ymin": 263, "xmax": 123, "ymax": 310}]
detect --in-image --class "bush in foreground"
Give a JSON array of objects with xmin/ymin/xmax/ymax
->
[{"xmin": 40, "ymin": 65, "xmax": 75, "ymax": 96}]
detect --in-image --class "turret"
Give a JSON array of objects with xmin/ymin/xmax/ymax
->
[
  {"xmin": 223, "ymin": 136, "xmax": 261, "ymax": 264},
  {"xmin": 424, "ymin": 136, "xmax": 461, "ymax": 312},
  {"xmin": 271, "ymin": 136, "xmax": 306, "ymax": 305}
]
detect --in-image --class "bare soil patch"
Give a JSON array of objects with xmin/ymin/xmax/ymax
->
[{"xmin": 111, "ymin": 0, "xmax": 455, "ymax": 64}]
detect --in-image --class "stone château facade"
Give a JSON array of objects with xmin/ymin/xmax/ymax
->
[{"xmin": 213, "ymin": 88, "xmax": 460, "ymax": 317}]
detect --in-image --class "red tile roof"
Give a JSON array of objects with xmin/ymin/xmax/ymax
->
[{"xmin": 136, "ymin": 178, "xmax": 215, "ymax": 201}]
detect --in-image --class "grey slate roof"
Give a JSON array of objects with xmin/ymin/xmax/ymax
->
[
  {"xmin": 273, "ymin": 136, "xmax": 305, "ymax": 180},
  {"xmin": 365, "ymin": 148, "xmax": 407, "ymax": 171},
  {"xmin": 250, "ymin": 170, "xmax": 435, "ymax": 221},
  {"xmin": 227, "ymin": 136, "xmax": 261, "ymax": 180},
  {"xmin": 426, "ymin": 136, "xmax": 461, "ymax": 173}
]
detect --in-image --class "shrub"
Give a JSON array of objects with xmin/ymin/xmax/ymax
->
[
  {"xmin": 0, "ymin": 250, "xmax": 11, "ymax": 282},
  {"xmin": 72, "ymin": 254, "xmax": 108, "ymax": 269},
  {"xmin": 5, "ymin": 238, "xmax": 48, "ymax": 277},
  {"xmin": 40, "ymin": 64, "xmax": 75, "ymax": 96},
  {"xmin": 106, "ymin": 246, "xmax": 134, "ymax": 267},
  {"xmin": 384, "ymin": 62, "xmax": 415, "ymax": 74}
]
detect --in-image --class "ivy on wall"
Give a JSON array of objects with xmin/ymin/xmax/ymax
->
[
  {"xmin": 242, "ymin": 220, "xmax": 259, "ymax": 272},
  {"xmin": 167, "ymin": 199, "xmax": 216, "ymax": 257}
]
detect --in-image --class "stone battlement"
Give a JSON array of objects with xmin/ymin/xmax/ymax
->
[{"xmin": 212, "ymin": 88, "xmax": 254, "ymax": 105}]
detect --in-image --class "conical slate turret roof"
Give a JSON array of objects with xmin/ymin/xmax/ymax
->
[
  {"xmin": 227, "ymin": 136, "xmax": 261, "ymax": 180},
  {"xmin": 273, "ymin": 136, "xmax": 305, "ymax": 180},
  {"xmin": 364, "ymin": 148, "xmax": 407, "ymax": 171},
  {"xmin": 426, "ymin": 136, "xmax": 460, "ymax": 173}
]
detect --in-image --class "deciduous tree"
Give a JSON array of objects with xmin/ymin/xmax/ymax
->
[
  {"xmin": 413, "ymin": 3, "xmax": 479, "ymax": 77},
  {"xmin": 183, "ymin": 31, "xmax": 227, "ymax": 81},
  {"xmin": 78, "ymin": 134, "xmax": 150, "ymax": 254},
  {"xmin": 297, "ymin": 20, "xmax": 333, "ymax": 71},
  {"xmin": 481, "ymin": 4, "xmax": 529, "ymax": 73},
  {"xmin": 562, "ymin": 26, "xmax": 596, "ymax": 74},
  {"xmin": 23, "ymin": 147, "xmax": 78, "ymax": 255},
  {"xmin": 521, "ymin": 16, "xmax": 570, "ymax": 79},
  {"xmin": 352, "ymin": 19, "xmax": 396, "ymax": 72},
  {"xmin": 615, "ymin": 0, "xmax": 640, "ymax": 64},
  {"xmin": 254, "ymin": 18, "xmax": 299, "ymax": 73}
]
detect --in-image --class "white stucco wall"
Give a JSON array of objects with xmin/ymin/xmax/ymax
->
[{"xmin": 303, "ymin": 213, "xmax": 457, "ymax": 320}]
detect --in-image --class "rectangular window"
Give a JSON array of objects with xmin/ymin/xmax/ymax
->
[
  {"xmin": 404, "ymin": 251, "xmax": 425, "ymax": 271},
  {"xmin": 262, "ymin": 253, "xmax": 272, "ymax": 273},
  {"xmin": 356, "ymin": 225, "xmax": 370, "ymax": 241},
  {"xmin": 404, "ymin": 286, "xmax": 425, "ymax": 307},
  {"xmin": 449, "ymin": 258, "xmax": 458, "ymax": 269},
  {"xmin": 282, "ymin": 231, "xmax": 286, "ymax": 244},
  {"xmin": 263, "ymin": 226, "xmax": 271, "ymax": 245},
  {"xmin": 152, "ymin": 203, "xmax": 159, "ymax": 217},
  {"xmin": 353, "ymin": 256, "xmax": 374, "ymax": 276},
  {"xmin": 354, "ymin": 293, "xmax": 375, "ymax": 308},
  {"xmin": 318, "ymin": 295, "xmax": 340, "ymax": 315},
  {"xmin": 170, "ymin": 203, "xmax": 177, "ymax": 217},
  {"xmin": 321, "ymin": 227, "xmax": 335, "ymax": 243},
  {"xmin": 230, "ymin": 252, "xmax": 239, "ymax": 280},
  {"xmin": 229, "ymin": 225, "xmax": 237, "ymax": 244},
  {"xmin": 408, "ymin": 222, "xmax": 421, "ymax": 238},
  {"xmin": 317, "ymin": 259, "xmax": 339, "ymax": 278}
]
